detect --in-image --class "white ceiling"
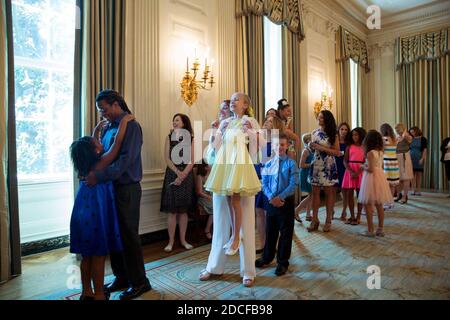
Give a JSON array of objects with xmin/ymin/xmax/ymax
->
[
  {"xmin": 336, "ymin": 0, "xmax": 450, "ymax": 26},
  {"xmin": 347, "ymin": 0, "xmax": 439, "ymax": 16}
]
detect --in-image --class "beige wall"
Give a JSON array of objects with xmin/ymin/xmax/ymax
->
[{"xmin": 124, "ymin": 0, "xmax": 233, "ymax": 234}]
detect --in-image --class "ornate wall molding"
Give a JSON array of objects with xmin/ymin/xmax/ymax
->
[
  {"xmin": 303, "ymin": 7, "xmax": 338, "ymax": 40},
  {"xmin": 303, "ymin": 0, "xmax": 368, "ymax": 41},
  {"xmin": 368, "ymin": 41, "xmax": 395, "ymax": 60},
  {"xmin": 125, "ymin": 0, "xmax": 162, "ymax": 171}
]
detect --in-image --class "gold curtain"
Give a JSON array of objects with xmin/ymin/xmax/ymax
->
[
  {"xmin": 395, "ymin": 28, "xmax": 449, "ymax": 68},
  {"xmin": 397, "ymin": 32, "xmax": 449, "ymax": 190},
  {"xmin": 359, "ymin": 65, "xmax": 373, "ymax": 130},
  {"xmin": 236, "ymin": 14, "xmax": 265, "ymax": 122},
  {"xmin": 336, "ymin": 26, "xmax": 370, "ymax": 126},
  {"xmin": 1, "ymin": 0, "xmax": 20, "ymax": 284},
  {"xmin": 81, "ymin": 0, "xmax": 126, "ymax": 135},
  {"xmin": 236, "ymin": 0, "xmax": 305, "ymax": 39},
  {"xmin": 0, "ymin": 0, "xmax": 9, "ymax": 284},
  {"xmin": 236, "ymin": 0, "xmax": 305, "ymax": 123},
  {"xmin": 335, "ymin": 58, "xmax": 351, "ymax": 125},
  {"xmin": 336, "ymin": 26, "xmax": 370, "ymax": 72},
  {"xmin": 282, "ymin": 28, "xmax": 302, "ymax": 145}
]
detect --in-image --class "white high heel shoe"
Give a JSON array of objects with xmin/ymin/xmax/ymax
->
[
  {"xmin": 225, "ymin": 239, "xmax": 241, "ymax": 256},
  {"xmin": 223, "ymin": 239, "xmax": 233, "ymax": 250}
]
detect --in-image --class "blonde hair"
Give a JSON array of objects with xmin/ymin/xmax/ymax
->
[
  {"xmin": 233, "ymin": 93, "xmax": 254, "ymax": 117},
  {"xmin": 246, "ymin": 105, "xmax": 255, "ymax": 117},
  {"xmin": 302, "ymin": 133, "xmax": 312, "ymax": 145},
  {"xmin": 271, "ymin": 116, "xmax": 285, "ymax": 132},
  {"xmin": 395, "ymin": 123, "xmax": 406, "ymax": 132}
]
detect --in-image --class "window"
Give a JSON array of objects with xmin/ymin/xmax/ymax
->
[
  {"xmin": 263, "ymin": 17, "xmax": 283, "ymax": 115},
  {"xmin": 12, "ymin": 0, "xmax": 77, "ymax": 244},
  {"xmin": 350, "ymin": 59, "xmax": 359, "ymax": 128}
]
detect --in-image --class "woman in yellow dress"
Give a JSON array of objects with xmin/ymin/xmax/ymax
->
[{"xmin": 205, "ymin": 93, "xmax": 262, "ymax": 256}]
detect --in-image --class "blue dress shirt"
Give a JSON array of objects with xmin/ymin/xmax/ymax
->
[
  {"xmin": 262, "ymin": 154, "xmax": 298, "ymax": 201},
  {"xmin": 95, "ymin": 112, "xmax": 143, "ymax": 185}
]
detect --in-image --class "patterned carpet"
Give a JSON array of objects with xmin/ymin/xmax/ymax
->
[{"xmin": 46, "ymin": 192, "xmax": 450, "ymax": 300}]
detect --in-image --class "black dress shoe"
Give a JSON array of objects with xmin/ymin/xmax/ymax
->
[
  {"xmin": 119, "ymin": 282, "xmax": 152, "ymax": 300},
  {"xmin": 275, "ymin": 265, "xmax": 288, "ymax": 276},
  {"xmin": 255, "ymin": 258, "xmax": 270, "ymax": 268},
  {"xmin": 79, "ymin": 295, "xmax": 95, "ymax": 301},
  {"xmin": 104, "ymin": 279, "xmax": 129, "ymax": 293}
]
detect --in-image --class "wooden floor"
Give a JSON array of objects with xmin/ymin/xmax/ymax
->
[{"xmin": 1, "ymin": 192, "xmax": 449, "ymax": 300}]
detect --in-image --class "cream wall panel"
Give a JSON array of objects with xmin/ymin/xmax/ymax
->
[
  {"xmin": 125, "ymin": 0, "xmax": 222, "ymax": 234},
  {"xmin": 217, "ymin": 0, "xmax": 236, "ymax": 100}
]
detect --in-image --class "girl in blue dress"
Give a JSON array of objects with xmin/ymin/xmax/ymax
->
[
  {"xmin": 409, "ymin": 127, "xmax": 427, "ymax": 196},
  {"xmin": 295, "ymin": 133, "xmax": 314, "ymax": 223},
  {"xmin": 69, "ymin": 114, "xmax": 134, "ymax": 300}
]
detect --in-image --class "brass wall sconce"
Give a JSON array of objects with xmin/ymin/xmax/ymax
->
[
  {"xmin": 180, "ymin": 57, "xmax": 215, "ymax": 107},
  {"xmin": 313, "ymin": 83, "xmax": 333, "ymax": 118}
]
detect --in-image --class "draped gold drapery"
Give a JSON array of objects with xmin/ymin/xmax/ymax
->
[
  {"xmin": 336, "ymin": 26, "xmax": 370, "ymax": 72},
  {"xmin": 396, "ymin": 28, "xmax": 450, "ymax": 190},
  {"xmin": 335, "ymin": 58, "xmax": 351, "ymax": 125},
  {"xmin": 235, "ymin": 0, "xmax": 305, "ymax": 124},
  {"xmin": 236, "ymin": 0, "xmax": 306, "ymax": 38},
  {"xmin": 236, "ymin": 14, "xmax": 265, "ymax": 121},
  {"xmin": 335, "ymin": 26, "xmax": 370, "ymax": 126},
  {"xmin": 395, "ymin": 28, "xmax": 450, "ymax": 68},
  {"xmin": 358, "ymin": 65, "xmax": 371, "ymax": 129},
  {"xmin": 80, "ymin": 0, "xmax": 126, "ymax": 135},
  {"xmin": 0, "ymin": 0, "xmax": 9, "ymax": 284},
  {"xmin": 0, "ymin": 0, "xmax": 21, "ymax": 284},
  {"xmin": 282, "ymin": 28, "xmax": 302, "ymax": 141}
]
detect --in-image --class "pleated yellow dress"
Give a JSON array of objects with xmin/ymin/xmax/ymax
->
[{"xmin": 205, "ymin": 118, "xmax": 261, "ymax": 197}]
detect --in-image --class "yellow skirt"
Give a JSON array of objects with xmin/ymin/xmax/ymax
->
[
  {"xmin": 205, "ymin": 163, "xmax": 261, "ymax": 197},
  {"xmin": 205, "ymin": 140, "xmax": 261, "ymax": 197}
]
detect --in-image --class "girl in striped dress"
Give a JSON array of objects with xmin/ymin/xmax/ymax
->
[{"xmin": 380, "ymin": 124, "xmax": 400, "ymax": 206}]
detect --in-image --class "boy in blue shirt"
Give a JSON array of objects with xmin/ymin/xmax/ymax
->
[{"xmin": 255, "ymin": 134, "xmax": 298, "ymax": 276}]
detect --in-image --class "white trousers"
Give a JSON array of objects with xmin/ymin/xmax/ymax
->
[{"xmin": 205, "ymin": 194, "xmax": 256, "ymax": 280}]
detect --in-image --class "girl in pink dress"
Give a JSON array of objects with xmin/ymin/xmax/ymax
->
[
  {"xmin": 342, "ymin": 128, "xmax": 366, "ymax": 225},
  {"xmin": 358, "ymin": 130, "xmax": 393, "ymax": 237}
]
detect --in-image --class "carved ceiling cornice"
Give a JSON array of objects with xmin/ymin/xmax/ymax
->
[{"xmin": 302, "ymin": 0, "xmax": 367, "ymax": 40}]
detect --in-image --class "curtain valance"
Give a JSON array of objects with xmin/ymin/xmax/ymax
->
[
  {"xmin": 236, "ymin": 0, "xmax": 305, "ymax": 40},
  {"xmin": 336, "ymin": 26, "xmax": 370, "ymax": 73},
  {"xmin": 395, "ymin": 28, "xmax": 450, "ymax": 70}
]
